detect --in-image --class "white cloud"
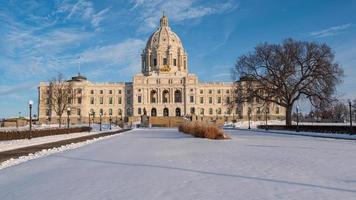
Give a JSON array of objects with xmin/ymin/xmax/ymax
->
[
  {"xmin": 309, "ymin": 23, "xmax": 352, "ymax": 38},
  {"xmin": 130, "ymin": 0, "xmax": 238, "ymax": 33}
]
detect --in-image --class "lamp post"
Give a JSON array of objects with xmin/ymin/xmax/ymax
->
[
  {"xmin": 296, "ymin": 106, "xmax": 300, "ymax": 132},
  {"xmin": 28, "ymin": 100, "xmax": 33, "ymax": 139},
  {"xmin": 349, "ymin": 100, "xmax": 353, "ymax": 135},
  {"xmin": 248, "ymin": 108, "xmax": 251, "ymax": 130},
  {"xmin": 67, "ymin": 107, "xmax": 71, "ymax": 130},
  {"xmin": 88, "ymin": 112, "xmax": 91, "ymax": 132},
  {"xmin": 99, "ymin": 112, "xmax": 103, "ymax": 131},
  {"xmin": 265, "ymin": 107, "xmax": 268, "ymax": 131},
  {"xmin": 109, "ymin": 114, "xmax": 112, "ymax": 130}
]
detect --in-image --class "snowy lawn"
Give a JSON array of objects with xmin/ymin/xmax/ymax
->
[
  {"xmin": 0, "ymin": 126, "xmax": 121, "ymax": 152},
  {"xmin": 1, "ymin": 128, "xmax": 356, "ymax": 200}
]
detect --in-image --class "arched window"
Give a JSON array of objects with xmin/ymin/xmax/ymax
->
[
  {"xmin": 162, "ymin": 90, "xmax": 169, "ymax": 103},
  {"xmin": 151, "ymin": 108, "xmax": 157, "ymax": 116},
  {"xmin": 150, "ymin": 90, "xmax": 157, "ymax": 103},
  {"xmin": 200, "ymin": 108, "xmax": 204, "ymax": 115},
  {"xmin": 163, "ymin": 108, "xmax": 169, "ymax": 116},
  {"xmin": 217, "ymin": 108, "xmax": 222, "ymax": 115},
  {"xmin": 175, "ymin": 108, "xmax": 181, "ymax": 116},
  {"xmin": 174, "ymin": 90, "xmax": 182, "ymax": 103},
  {"xmin": 118, "ymin": 109, "xmax": 122, "ymax": 116}
]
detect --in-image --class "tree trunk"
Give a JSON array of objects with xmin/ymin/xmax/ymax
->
[
  {"xmin": 59, "ymin": 115, "xmax": 62, "ymax": 128},
  {"xmin": 285, "ymin": 106, "xmax": 292, "ymax": 126}
]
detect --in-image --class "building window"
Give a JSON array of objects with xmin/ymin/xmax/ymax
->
[
  {"xmin": 174, "ymin": 90, "xmax": 182, "ymax": 103},
  {"xmin": 276, "ymin": 107, "xmax": 280, "ymax": 114},
  {"xmin": 200, "ymin": 90, "xmax": 203, "ymax": 94},
  {"xmin": 209, "ymin": 108, "xmax": 213, "ymax": 115},
  {"xmin": 217, "ymin": 108, "xmax": 222, "ymax": 115},
  {"xmin": 153, "ymin": 58, "xmax": 157, "ymax": 66},
  {"xmin": 109, "ymin": 90, "xmax": 112, "ymax": 94},
  {"xmin": 109, "ymin": 97, "xmax": 113, "ymax": 104},
  {"xmin": 190, "ymin": 96, "xmax": 194, "ymax": 103},
  {"xmin": 209, "ymin": 90, "xmax": 212, "ymax": 94},
  {"xmin": 127, "ymin": 98, "xmax": 131, "ymax": 104},
  {"xmin": 226, "ymin": 97, "xmax": 230, "ymax": 104},
  {"xmin": 184, "ymin": 60, "xmax": 186, "ymax": 69},
  {"xmin": 99, "ymin": 109, "xmax": 103, "ymax": 115},
  {"xmin": 190, "ymin": 107, "xmax": 195, "ymax": 114},
  {"xmin": 150, "ymin": 90, "xmax": 157, "ymax": 103},
  {"xmin": 90, "ymin": 97, "xmax": 94, "ymax": 104},
  {"xmin": 200, "ymin": 108, "xmax": 204, "ymax": 115},
  {"xmin": 118, "ymin": 97, "xmax": 122, "ymax": 104},
  {"xmin": 138, "ymin": 108, "xmax": 142, "ymax": 115},
  {"xmin": 257, "ymin": 107, "xmax": 261, "ymax": 114},
  {"xmin": 77, "ymin": 108, "xmax": 81, "ymax": 116},
  {"xmin": 118, "ymin": 109, "xmax": 122, "ymax": 116},
  {"xmin": 100, "ymin": 90, "xmax": 103, "ymax": 94},
  {"xmin": 138, "ymin": 95, "xmax": 142, "ymax": 103},
  {"xmin": 109, "ymin": 108, "xmax": 113, "ymax": 115},
  {"xmin": 173, "ymin": 59, "xmax": 177, "ymax": 66},
  {"xmin": 77, "ymin": 97, "xmax": 82, "ymax": 104},
  {"xmin": 118, "ymin": 90, "xmax": 122, "ymax": 94},
  {"xmin": 100, "ymin": 97, "xmax": 103, "ymax": 104},
  {"xmin": 226, "ymin": 90, "xmax": 230, "ymax": 94},
  {"xmin": 127, "ymin": 90, "xmax": 131, "ymax": 95},
  {"xmin": 217, "ymin": 97, "xmax": 221, "ymax": 104},
  {"xmin": 200, "ymin": 97, "xmax": 204, "ymax": 104},
  {"xmin": 90, "ymin": 90, "xmax": 94, "ymax": 94},
  {"xmin": 163, "ymin": 58, "xmax": 167, "ymax": 65},
  {"xmin": 217, "ymin": 90, "xmax": 221, "ymax": 94},
  {"xmin": 46, "ymin": 109, "xmax": 50, "ymax": 116},
  {"xmin": 209, "ymin": 97, "xmax": 213, "ymax": 104}
]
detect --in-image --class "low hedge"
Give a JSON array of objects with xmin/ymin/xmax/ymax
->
[
  {"xmin": 257, "ymin": 125, "xmax": 355, "ymax": 134},
  {"xmin": 0, "ymin": 126, "xmax": 91, "ymax": 141}
]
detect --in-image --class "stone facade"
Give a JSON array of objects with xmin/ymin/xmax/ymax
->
[{"xmin": 38, "ymin": 15, "xmax": 285, "ymax": 125}]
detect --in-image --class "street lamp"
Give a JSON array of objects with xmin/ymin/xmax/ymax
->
[
  {"xmin": 99, "ymin": 112, "xmax": 103, "ymax": 131},
  {"xmin": 265, "ymin": 107, "xmax": 269, "ymax": 131},
  {"xmin": 88, "ymin": 112, "xmax": 91, "ymax": 132},
  {"xmin": 67, "ymin": 107, "xmax": 71, "ymax": 130},
  {"xmin": 296, "ymin": 106, "xmax": 300, "ymax": 132},
  {"xmin": 349, "ymin": 100, "xmax": 353, "ymax": 135},
  {"xmin": 28, "ymin": 100, "xmax": 33, "ymax": 139},
  {"xmin": 109, "ymin": 114, "xmax": 112, "ymax": 130},
  {"xmin": 248, "ymin": 108, "xmax": 251, "ymax": 130}
]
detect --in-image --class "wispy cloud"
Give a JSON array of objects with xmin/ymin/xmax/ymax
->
[
  {"xmin": 130, "ymin": 0, "xmax": 238, "ymax": 33},
  {"xmin": 309, "ymin": 23, "xmax": 352, "ymax": 38}
]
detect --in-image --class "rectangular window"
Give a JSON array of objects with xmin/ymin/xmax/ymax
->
[
  {"xmin": 173, "ymin": 59, "xmax": 177, "ymax": 66},
  {"xmin": 226, "ymin": 97, "xmax": 230, "ymax": 103},
  {"xmin": 118, "ymin": 90, "xmax": 122, "ymax": 94},
  {"xmin": 138, "ymin": 96, "xmax": 142, "ymax": 103},
  {"xmin": 190, "ymin": 96, "xmax": 194, "ymax": 103},
  {"xmin": 217, "ymin": 90, "xmax": 221, "ymax": 94},
  {"xmin": 77, "ymin": 108, "xmax": 81, "ymax": 116},
  {"xmin": 127, "ymin": 90, "xmax": 131, "ymax": 95},
  {"xmin": 200, "ymin": 90, "xmax": 203, "ymax": 94},
  {"xmin": 217, "ymin": 97, "xmax": 221, "ymax": 104},
  {"xmin": 100, "ymin": 97, "xmax": 103, "ymax": 104},
  {"xmin": 100, "ymin": 90, "xmax": 103, "ymax": 94},
  {"xmin": 118, "ymin": 97, "xmax": 122, "ymax": 104},
  {"xmin": 77, "ymin": 97, "xmax": 82, "ymax": 104},
  {"xmin": 109, "ymin": 97, "xmax": 113, "ymax": 104},
  {"xmin": 109, "ymin": 90, "xmax": 112, "ymax": 94},
  {"xmin": 90, "ymin": 97, "xmax": 94, "ymax": 105},
  {"xmin": 200, "ymin": 97, "xmax": 204, "ymax": 104},
  {"xmin": 138, "ymin": 108, "xmax": 142, "ymax": 115},
  {"xmin": 90, "ymin": 90, "xmax": 94, "ymax": 94},
  {"xmin": 154, "ymin": 58, "xmax": 157, "ymax": 66},
  {"xmin": 209, "ymin": 90, "xmax": 212, "ymax": 94},
  {"xmin": 127, "ymin": 98, "xmax": 131, "ymax": 104},
  {"xmin": 209, "ymin": 97, "xmax": 213, "ymax": 104},
  {"xmin": 163, "ymin": 58, "xmax": 167, "ymax": 65}
]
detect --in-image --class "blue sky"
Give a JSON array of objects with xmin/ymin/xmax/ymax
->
[{"xmin": 0, "ymin": 0, "xmax": 355, "ymax": 118}]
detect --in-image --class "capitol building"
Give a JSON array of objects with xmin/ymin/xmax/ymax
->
[{"xmin": 38, "ymin": 15, "xmax": 285, "ymax": 126}]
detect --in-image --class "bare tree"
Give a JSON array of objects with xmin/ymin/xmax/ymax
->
[
  {"xmin": 233, "ymin": 39, "xmax": 343, "ymax": 126},
  {"xmin": 48, "ymin": 73, "xmax": 74, "ymax": 127}
]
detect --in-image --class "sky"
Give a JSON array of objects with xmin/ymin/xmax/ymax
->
[{"xmin": 0, "ymin": 0, "xmax": 355, "ymax": 118}]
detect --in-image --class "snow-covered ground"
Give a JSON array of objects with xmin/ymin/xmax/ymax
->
[
  {"xmin": 231, "ymin": 120, "xmax": 351, "ymax": 129},
  {"xmin": 0, "ymin": 126, "xmax": 121, "ymax": 152},
  {"xmin": 1, "ymin": 128, "xmax": 356, "ymax": 200}
]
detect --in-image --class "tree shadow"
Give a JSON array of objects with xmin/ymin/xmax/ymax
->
[{"xmin": 51, "ymin": 155, "xmax": 356, "ymax": 194}]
